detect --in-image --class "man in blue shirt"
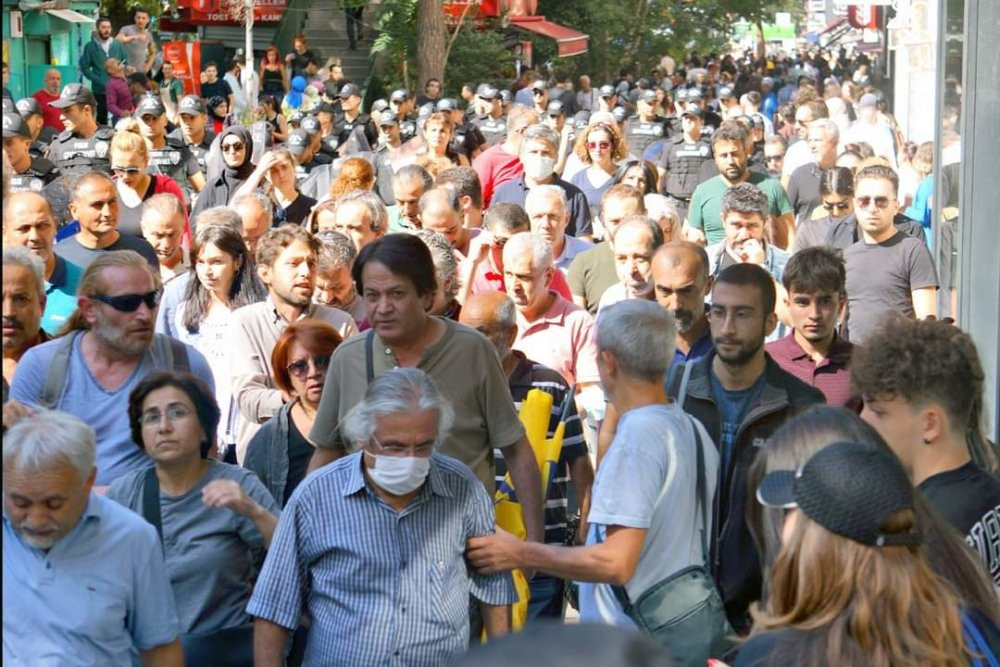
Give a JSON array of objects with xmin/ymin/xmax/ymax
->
[
  {"xmin": 250, "ymin": 368, "xmax": 515, "ymax": 666},
  {"xmin": 3, "ymin": 192, "xmax": 83, "ymax": 335},
  {"xmin": 3, "ymin": 408, "xmax": 182, "ymax": 665}
]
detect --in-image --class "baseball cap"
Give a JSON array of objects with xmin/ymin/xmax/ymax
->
[
  {"xmin": 638, "ymin": 89, "xmax": 658, "ymax": 104},
  {"xmin": 390, "ymin": 88, "xmax": 411, "ymax": 103},
  {"xmin": 530, "ymin": 79, "xmax": 548, "ymax": 92},
  {"xmin": 476, "ymin": 83, "xmax": 499, "ymax": 100},
  {"xmin": 757, "ymin": 441, "xmax": 921, "ymax": 548},
  {"xmin": 2, "ymin": 112, "xmax": 31, "ymax": 139},
  {"xmin": 436, "ymin": 97, "xmax": 459, "ymax": 112},
  {"xmin": 49, "ymin": 83, "xmax": 98, "ymax": 109},
  {"xmin": 15, "ymin": 98, "xmax": 42, "ymax": 118},
  {"xmin": 681, "ymin": 104, "xmax": 704, "ymax": 119},
  {"xmin": 339, "ymin": 83, "xmax": 361, "ymax": 99},
  {"xmin": 674, "ymin": 88, "xmax": 688, "ymax": 103},
  {"xmin": 288, "ymin": 110, "xmax": 305, "ymax": 124},
  {"xmin": 178, "ymin": 95, "xmax": 206, "ymax": 115},
  {"xmin": 685, "ymin": 88, "xmax": 703, "ymax": 101},
  {"xmin": 135, "ymin": 95, "xmax": 166, "ymax": 118},
  {"xmin": 499, "ymin": 90, "xmax": 513, "ymax": 104},
  {"xmin": 859, "ymin": 93, "xmax": 878, "ymax": 108},
  {"xmin": 718, "ymin": 86, "xmax": 735, "ymax": 100},
  {"xmin": 612, "ymin": 106, "xmax": 627, "ymax": 123},
  {"xmin": 749, "ymin": 114, "xmax": 765, "ymax": 130},
  {"xmin": 1, "ymin": 98, "xmax": 14, "ymax": 114},
  {"xmin": 286, "ymin": 129, "xmax": 310, "ymax": 156},
  {"xmin": 300, "ymin": 116, "xmax": 321, "ymax": 136},
  {"xmin": 371, "ymin": 98, "xmax": 389, "ymax": 113},
  {"xmin": 637, "ymin": 77, "xmax": 651, "ymax": 89},
  {"xmin": 761, "ymin": 77, "xmax": 775, "ymax": 88},
  {"xmin": 546, "ymin": 100, "xmax": 565, "ymax": 117},
  {"xmin": 598, "ymin": 84, "xmax": 616, "ymax": 98},
  {"xmin": 573, "ymin": 110, "xmax": 591, "ymax": 130},
  {"xmin": 379, "ymin": 115, "xmax": 398, "ymax": 128},
  {"xmin": 417, "ymin": 103, "xmax": 435, "ymax": 119},
  {"xmin": 315, "ymin": 101, "xmax": 337, "ymax": 115}
]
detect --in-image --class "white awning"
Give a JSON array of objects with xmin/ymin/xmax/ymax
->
[{"xmin": 45, "ymin": 8, "xmax": 95, "ymax": 23}]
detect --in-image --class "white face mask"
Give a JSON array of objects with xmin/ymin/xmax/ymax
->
[
  {"xmin": 522, "ymin": 154, "xmax": 556, "ymax": 181},
  {"xmin": 366, "ymin": 451, "xmax": 431, "ymax": 495}
]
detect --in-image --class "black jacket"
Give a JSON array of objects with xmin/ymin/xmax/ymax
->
[{"xmin": 667, "ymin": 352, "xmax": 826, "ymax": 632}]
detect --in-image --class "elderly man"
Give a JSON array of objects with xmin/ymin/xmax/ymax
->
[
  {"xmin": 307, "ymin": 234, "xmax": 544, "ymax": 544},
  {"xmin": 491, "ymin": 124, "xmax": 592, "ymax": 239},
  {"xmin": 473, "ymin": 104, "xmax": 539, "ymax": 207},
  {"xmin": 503, "ymin": 232, "xmax": 599, "ymax": 389},
  {"xmin": 460, "ymin": 291, "xmax": 594, "ymax": 619},
  {"xmin": 250, "ymin": 368, "xmax": 515, "ymax": 666},
  {"xmin": 3, "ymin": 409, "xmax": 183, "ymax": 665},
  {"xmin": 31, "ymin": 68, "xmax": 64, "ymax": 132},
  {"xmin": 419, "ymin": 186, "xmax": 476, "ymax": 257},
  {"xmin": 568, "ymin": 184, "xmax": 646, "ymax": 315},
  {"xmin": 54, "ymin": 172, "xmax": 159, "ymax": 271},
  {"xmin": 525, "ymin": 185, "xmax": 594, "ymax": 276},
  {"xmin": 596, "ymin": 216, "xmax": 664, "ymax": 312},
  {"xmin": 327, "ymin": 190, "xmax": 387, "ymax": 252},
  {"xmin": 231, "ymin": 225, "xmax": 358, "ymax": 459},
  {"xmin": 387, "ymin": 164, "xmax": 432, "ymax": 233},
  {"xmin": 787, "ymin": 118, "xmax": 839, "ymax": 224},
  {"xmin": 3, "ymin": 192, "xmax": 82, "ymax": 334},
  {"xmin": 230, "ymin": 192, "xmax": 272, "ymax": 257},
  {"xmin": 314, "ymin": 230, "xmax": 366, "ymax": 323},
  {"xmin": 468, "ymin": 300, "xmax": 721, "ymax": 635},
  {"xmin": 139, "ymin": 193, "xmax": 188, "ymax": 284},
  {"xmin": 3, "ymin": 247, "xmax": 49, "ymax": 400},
  {"xmin": 9, "ymin": 250, "xmax": 214, "ymax": 486}
]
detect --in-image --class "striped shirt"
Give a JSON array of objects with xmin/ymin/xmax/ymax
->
[
  {"xmin": 247, "ymin": 452, "xmax": 516, "ymax": 667},
  {"xmin": 494, "ymin": 351, "xmax": 587, "ymax": 544}
]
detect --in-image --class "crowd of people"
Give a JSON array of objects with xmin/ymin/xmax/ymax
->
[{"xmin": 2, "ymin": 32, "xmax": 998, "ymax": 667}]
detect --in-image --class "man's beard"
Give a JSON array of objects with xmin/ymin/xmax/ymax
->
[
  {"xmin": 92, "ymin": 310, "xmax": 152, "ymax": 357},
  {"xmin": 673, "ymin": 308, "xmax": 698, "ymax": 333},
  {"xmin": 713, "ymin": 329, "xmax": 765, "ymax": 367}
]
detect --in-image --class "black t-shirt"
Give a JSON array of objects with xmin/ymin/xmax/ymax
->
[
  {"xmin": 200, "ymin": 79, "xmax": 232, "ymax": 102},
  {"xmin": 919, "ymin": 461, "xmax": 1000, "ymax": 587},
  {"xmin": 274, "ymin": 193, "xmax": 318, "ymax": 227},
  {"xmin": 285, "ymin": 412, "xmax": 314, "ymax": 504}
]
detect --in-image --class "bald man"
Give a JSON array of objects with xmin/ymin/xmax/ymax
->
[
  {"xmin": 2, "ymin": 192, "xmax": 83, "ymax": 334},
  {"xmin": 460, "ymin": 291, "xmax": 594, "ymax": 620},
  {"xmin": 420, "ymin": 186, "xmax": 477, "ymax": 257},
  {"xmin": 597, "ymin": 241, "xmax": 714, "ymax": 465}
]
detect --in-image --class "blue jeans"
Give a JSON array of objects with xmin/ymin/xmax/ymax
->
[{"xmin": 527, "ymin": 574, "xmax": 565, "ymax": 620}]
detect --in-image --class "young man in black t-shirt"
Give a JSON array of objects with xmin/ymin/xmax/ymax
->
[{"xmin": 854, "ymin": 316, "xmax": 1000, "ymax": 587}]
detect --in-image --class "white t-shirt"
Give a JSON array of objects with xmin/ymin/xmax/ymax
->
[{"xmin": 578, "ymin": 403, "xmax": 720, "ymax": 626}]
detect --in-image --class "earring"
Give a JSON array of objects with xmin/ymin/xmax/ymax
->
[{"xmin": 923, "ymin": 437, "xmax": 930, "ymax": 444}]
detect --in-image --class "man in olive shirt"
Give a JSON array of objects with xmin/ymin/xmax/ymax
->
[{"xmin": 307, "ymin": 234, "xmax": 545, "ymax": 544}]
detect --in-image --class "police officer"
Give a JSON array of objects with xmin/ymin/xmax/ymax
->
[
  {"xmin": 543, "ymin": 100, "xmax": 574, "ymax": 174},
  {"xmin": 314, "ymin": 100, "xmax": 340, "ymax": 160},
  {"xmin": 372, "ymin": 115, "xmax": 402, "ymax": 205},
  {"xmin": 169, "ymin": 95, "xmax": 215, "ymax": 176},
  {"xmin": 625, "ymin": 89, "xmax": 668, "ymax": 161},
  {"xmin": 597, "ymin": 84, "xmax": 618, "ymax": 113},
  {"xmin": 716, "ymin": 85, "xmax": 740, "ymax": 120},
  {"xmin": 685, "ymin": 88, "xmax": 722, "ymax": 135},
  {"xmin": 657, "ymin": 104, "xmax": 712, "ymax": 222},
  {"xmin": 46, "ymin": 83, "xmax": 114, "ymax": 177},
  {"xmin": 438, "ymin": 97, "xmax": 484, "ymax": 161},
  {"xmin": 299, "ymin": 116, "xmax": 330, "ymax": 166},
  {"xmin": 3, "ymin": 112, "xmax": 59, "ymax": 193},
  {"xmin": 287, "ymin": 129, "xmax": 321, "ymax": 181},
  {"xmin": 333, "ymin": 83, "xmax": 377, "ymax": 154},
  {"xmin": 529, "ymin": 79, "xmax": 549, "ymax": 115},
  {"xmin": 471, "ymin": 84, "xmax": 506, "ymax": 146},
  {"xmin": 389, "ymin": 89, "xmax": 417, "ymax": 143},
  {"xmin": 135, "ymin": 95, "xmax": 205, "ymax": 202},
  {"xmin": 14, "ymin": 98, "xmax": 57, "ymax": 158}
]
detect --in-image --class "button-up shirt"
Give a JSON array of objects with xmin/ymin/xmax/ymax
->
[
  {"xmin": 3, "ymin": 493, "xmax": 180, "ymax": 665},
  {"xmin": 514, "ymin": 291, "xmax": 600, "ymax": 387},
  {"xmin": 765, "ymin": 333, "xmax": 855, "ymax": 407},
  {"xmin": 247, "ymin": 452, "xmax": 516, "ymax": 667},
  {"xmin": 490, "ymin": 174, "xmax": 594, "ymax": 238}
]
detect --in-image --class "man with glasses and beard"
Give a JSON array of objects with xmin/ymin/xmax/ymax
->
[
  {"xmin": 8, "ymin": 250, "xmax": 214, "ymax": 487},
  {"xmin": 54, "ymin": 172, "xmax": 159, "ymax": 271},
  {"xmin": 842, "ymin": 165, "xmax": 938, "ymax": 344}
]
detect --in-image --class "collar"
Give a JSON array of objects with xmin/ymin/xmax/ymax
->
[
  {"xmin": 341, "ymin": 452, "xmax": 453, "ymax": 499},
  {"xmin": 776, "ymin": 332, "xmax": 852, "ymax": 365},
  {"xmin": 518, "ymin": 291, "xmax": 568, "ymax": 327},
  {"xmin": 268, "ymin": 296, "xmax": 315, "ymax": 325}
]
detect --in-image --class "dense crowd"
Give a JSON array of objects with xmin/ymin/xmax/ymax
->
[{"xmin": 2, "ymin": 15, "xmax": 997, "ymax": 667}]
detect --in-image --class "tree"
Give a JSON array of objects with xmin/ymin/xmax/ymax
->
[{"xmin": 416, "ymin": 0, "xmax": 447, "ymax": 91}]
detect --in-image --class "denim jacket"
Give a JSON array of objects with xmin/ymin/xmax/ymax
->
[{"xmin": 243, "ymin": 402, "xmax": 292, "ymax": 508}]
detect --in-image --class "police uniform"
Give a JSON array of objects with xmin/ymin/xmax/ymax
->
[
  {"xmin": 168, "ymin": 127, "xmax": 214, "ymax": 175},
  {"xmin": 398, "ymin": 113, "xmax": 418, "ymax": 144},
  {"xmin": 472, "ymin": 113, "xmax": 506, "ymax": 146},
  {"xmin": 658, "ymin": 134, "xmax": 713, "ymax": 220},
  {"xmin": 332, "ymin": 112, "xmax": 375, "ymax": 152},
  {"xmin": 47, "ymin": 126, "xmax": 115, "ymax": 177},
  {"xmin": 625, "ymin": 115, "xmax": 668, "ymax": 160},
  {"xmin": 149, "ymin": 137, "xmax": 200, "ymax": 193},
  {"xmin": 10, "ymin": 156, "xmax": 60, "ymax": 194}
]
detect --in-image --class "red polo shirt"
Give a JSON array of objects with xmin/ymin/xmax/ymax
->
[
  {"xmin": 765, "ymin": 333, "xmax": 855, "ymax": 407},
  {"xmin": 32, "ymin": 89, "xmax": 65, "ymax": 131}
]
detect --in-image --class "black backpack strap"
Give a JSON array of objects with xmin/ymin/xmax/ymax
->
[
  {"xmin": 365, "ymin": 329, "xmax": 375, "ymax": 383},
  {"xmin": 39, "ymin": 330, "xmax": 82, "ymax": 409},
  {"xmin": 141, "ymin": 466, "xmax": 163, "ymax": 543}
]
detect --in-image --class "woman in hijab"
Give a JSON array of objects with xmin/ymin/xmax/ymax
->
[{"xmin": 192, "ymin": 125, "xmax": 256, "ymax": 218}]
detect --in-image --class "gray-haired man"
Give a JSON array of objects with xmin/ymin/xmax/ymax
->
[{"xmin": 249, "ymin": 368, "xmax": 516, "ymax": 666}]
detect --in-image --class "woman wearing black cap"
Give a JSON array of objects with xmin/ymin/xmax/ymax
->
[
  {"xmin": 192, "ymin": 125, "xmax": 256, "ymax": 218},
  {"xmin": 735, "ymin": 440, "xmax": 999, "ymax": 666}
]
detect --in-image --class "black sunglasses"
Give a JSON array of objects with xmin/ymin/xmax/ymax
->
[
  {"xmin": 286, "ymin": 354, "xmax": 332, "ymax": 379},
  {"xmin": 822, "ymin": 201, "xmax": 851, "ymax": 212},
  {"xmin": 221, "ymin": 142, "xmax": 245, "ymax": 153},
  {"xmin": 91, "ymin": 289, "xmax": 162, "ymax": 312}
]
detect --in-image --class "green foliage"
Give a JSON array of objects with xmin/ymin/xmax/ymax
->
[
  {"xmin": 443, "ymin": 29, "xmax": 515, "ymax": 95},
  {"xmin": 370, "ymin": 0, "xmax": 419, "ymax": 91},
  {"xmin": 100, "ymin": 0, "xmax": 168, "ymax": 31}
]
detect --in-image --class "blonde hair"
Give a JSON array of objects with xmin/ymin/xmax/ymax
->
[
  {"xmin": 110, "ymin": 118, "xmax": 151, "ymax": 162},
  {"xmin": 573, "ymin": 122, "xmax": 628, "ymax": 164}
]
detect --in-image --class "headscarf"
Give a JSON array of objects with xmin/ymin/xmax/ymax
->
[
  {"xmin": 217, "ymin": 125, "xmax": 255, "ymax": 181},
  {"xmin": 287, "ymin": 76, "xmax": 307, "ymax": 110}
]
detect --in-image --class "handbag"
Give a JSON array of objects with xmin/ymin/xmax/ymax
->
[
  {"xmin": 141, "ymin": 468, "xmax": 256, "ymax": 667},
  {"xmin": 610, "ymin": 364, "xmax": 735, "ymax": 667}
]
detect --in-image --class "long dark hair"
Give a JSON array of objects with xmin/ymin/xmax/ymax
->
[
  {"xmin": 182, "ymin": 225, "xmax": 264, "ymax": 333},
  {"xmin": 613, "ymin": 160, "xmax": 658, "ymax": 195}
]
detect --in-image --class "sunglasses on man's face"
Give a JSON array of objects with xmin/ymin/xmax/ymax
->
[
  {"xmin": 112, "ymin": 166, "xmax": 143, "ymax": 176},
  {"xmin": 855, "ymin": 195, "xmax": 894, "ymax": 210},
  {"xmin": 222, "ymin": 142, "xmax": 245, "ymax": 153},
  {"xmin": 822, "ymin": 200, "xmax": 851, "ymax": 213},
  {"xmin": 91, "ymin": 289, "xmax": 163, "ymax": 312}
]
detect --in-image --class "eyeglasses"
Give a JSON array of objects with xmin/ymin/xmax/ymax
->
[
  {"xmin": 140, "ymin": 405, "xmax": 193, "ymax": 427},
  {"xmin": 371, "ymin": 433, "xmax": 435, "ymax": 457},
  {"xmin": 822, "ymin": 200, "xmax": 851, "ymax": 212},
  {"xmin": 764, "ymin": 155, "xmax": 784, "ymax": 163},
  {"xmin": 587, "ymin": 141, "xmax": 611, "ymax": 151},
  {"xmin": 285, "ymin": 353, "xmax": 331, "ymax": 379},
  {"xmin": 221, "ymin": 142, "xmax": 245, "ymax": 153},
  {"xmin": 91, "ymin": 289, "xmax": 162, "ymax": 312},
  {"xmin": 855, "ymin": 195, "xmax": 894, "ymax": 209},
  {"xmin": 112, "ymin": 166, "xmax": 143, "ymax": 176}
]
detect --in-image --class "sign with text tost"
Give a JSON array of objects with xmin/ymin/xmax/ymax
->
[{"xmin": 177, "ymin": 0, "xmax": 287, "ymax": 25}]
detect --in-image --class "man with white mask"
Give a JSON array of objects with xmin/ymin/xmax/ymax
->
[
  {"xmin": 248, "ymin": 368, "xmax": 516, "ymax": 666},
  {"xmin": 492, "ymin": 124, "xmax": 593, "ymax": 240}
]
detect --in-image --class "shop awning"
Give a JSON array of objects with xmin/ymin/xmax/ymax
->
[
  {"xmin": 45, "ymin": 8, "xmax": 95, "ymax": 22},
  {"xmin": 510, "ymin": 16, "xmax": 589, "ymax": 57}
]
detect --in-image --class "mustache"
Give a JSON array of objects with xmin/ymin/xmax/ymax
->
[{"xmin": 2, "ymin": 317, "xmax": 22, "ymax": 329}]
